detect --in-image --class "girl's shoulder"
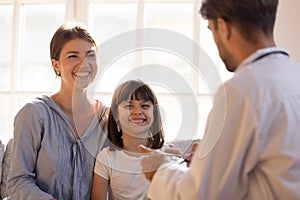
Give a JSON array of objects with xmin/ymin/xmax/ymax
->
[
  {"xmin": 97, "ymin": 147, "xmax": 117, "ymax": 159},
  {"xmin": 96, "ymin": 147, "xmax": 122, "ymax": 166}
]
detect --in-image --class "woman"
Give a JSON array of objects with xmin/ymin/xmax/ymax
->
[
  {"xmin": 91, "ymin": 80, "xmax": 164, "ymax": 200},
  {"xmin": 7, "ymin": 22, "xmax": 109, "ymax": 200}
]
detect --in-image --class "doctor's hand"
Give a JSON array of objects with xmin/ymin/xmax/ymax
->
[
  {"xmin": 184, "ymin": 142, "xmax": 199, "ymax": 167},
  {"xmin": 138, "ymin": 145, "xmax": 173, "ymax": 181},
  {"xmin": 163, "ymin": 143, "xmax": 182, "ymax": 158}
]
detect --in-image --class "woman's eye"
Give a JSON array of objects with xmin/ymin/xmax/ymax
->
[
  {"xmin": 87, "ymin": 52, "xmax": 96, "ymax": 58},
  {"xmin": 68, "ymin": 55, "xmax": 77, "ymax": 59}
]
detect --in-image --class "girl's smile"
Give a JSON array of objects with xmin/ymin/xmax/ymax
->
[{"xmin": 118, "ymin": 100, "xmax": 154, "ymax": 138}]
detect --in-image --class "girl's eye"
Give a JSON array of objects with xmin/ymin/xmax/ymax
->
[
  {"xmin": 142, "ymin": 104, "xmax": 151, "ymax": 108},
  {"xmin": 124, "ymin": 104, "xmax": 132, "ymax": 108}
]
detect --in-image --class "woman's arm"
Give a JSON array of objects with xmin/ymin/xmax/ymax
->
[
  {"xmin": 7, "ymin": 103, "xmax": 55, "ymax": 199},
  {"xmin": 91, "ymin": 173, "xmax": 109, "ymax": 200}
]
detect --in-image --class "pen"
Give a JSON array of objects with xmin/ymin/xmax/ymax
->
[{"xmin": 179, "ymin": 159, "xmax": 189, "ymax": 165}]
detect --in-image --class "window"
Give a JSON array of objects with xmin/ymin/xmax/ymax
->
[
  {"xmin": 0, "ymin": 0, "xmax": 65, "ymax": 143},
  {"xmin": 0, "ymin": 4, "xmax": 13, "ymax": 92},
  {"xmin": 0, "ymin": 0, "xmax": 232, "ymax": 143},
  {"xmin": 19, "ymin": 3, "xmax": 64, "ymax": 91},
  {"xmin": 0, "ymin": 3, "xmax": 13, "ymax": 143}
]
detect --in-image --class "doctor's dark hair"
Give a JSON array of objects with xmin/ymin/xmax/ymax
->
[
  {"xmin": 107, "ymin": 80, "xmax": 165, "ymax": 150},
  {"xmin": 200, "ymin": 0, "xmax": 278, "ymax": 42}
]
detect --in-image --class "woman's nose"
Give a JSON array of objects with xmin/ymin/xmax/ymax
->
[{"xmin": 79, "ymin": 57, "xmax": 88, "ymax": 66}]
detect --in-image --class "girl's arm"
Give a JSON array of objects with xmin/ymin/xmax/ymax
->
[{"xmin": 91, "ymin": 173, "xmax": 109, "ymax": 200}]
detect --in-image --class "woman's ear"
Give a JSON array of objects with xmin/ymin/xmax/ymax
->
[{"xmin": 51, "ymin": 59, "xmax": 60, "ymax": 76}]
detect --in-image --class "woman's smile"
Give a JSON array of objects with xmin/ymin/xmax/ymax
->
[{"xmin": 73, "ymin": 71, "xmax": 91, "ymax": 78}]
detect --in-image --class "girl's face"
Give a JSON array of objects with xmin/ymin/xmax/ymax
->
[
  {"xmin": 52, "ymin": 38, "xmax": 97, "ymax": 90},
  {"xmin": 117, "ymin": 99, "xmax": 154, "ymax": 138}
]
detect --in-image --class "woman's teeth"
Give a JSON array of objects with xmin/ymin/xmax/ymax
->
[{"xmin": 74, "ymin": 71, "xmax": 89, "ymax": 77}]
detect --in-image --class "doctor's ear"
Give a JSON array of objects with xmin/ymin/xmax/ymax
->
[{"xmin": 217, "ymin": 17, "xmax": 232, "ymax": 40}]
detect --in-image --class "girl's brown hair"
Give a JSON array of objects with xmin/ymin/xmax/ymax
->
[{"xmin": 108, "ymin": 80, "xmax": 165, "ymax": 150}]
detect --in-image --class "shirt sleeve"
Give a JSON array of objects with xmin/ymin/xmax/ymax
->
[
  {"xmin": 7, "ymin": 103, "xmax": 54, "ymax": 200},
  {"xmin": 147, "ymin": 83, "xmax": 259, "ymax": 199},
  {"xmin": 94, "ymin": 148, "xmax": 111, "ymax": 180}
]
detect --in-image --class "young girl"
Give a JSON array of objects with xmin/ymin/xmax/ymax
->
[{"xmin": 91, "ymin": 80, "xmax": 165, "ymax": 200}]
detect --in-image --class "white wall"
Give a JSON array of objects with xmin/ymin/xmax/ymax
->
[{"xmin": 275, "ymin": 0, "xmax": 300, "ymax": 62}]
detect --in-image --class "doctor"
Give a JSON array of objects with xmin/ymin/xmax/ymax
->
[{"xmin": 138, "ymin": 0, "xmax": 300, "ymax": 199}]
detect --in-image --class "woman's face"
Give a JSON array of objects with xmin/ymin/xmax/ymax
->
[
  {"xmin": 52, "ymin": 38, "xmax": 97, "ymax": 90},
  {"xmin": 117, "ymin": 99, "xmax": 154, "ymax": 138}
]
